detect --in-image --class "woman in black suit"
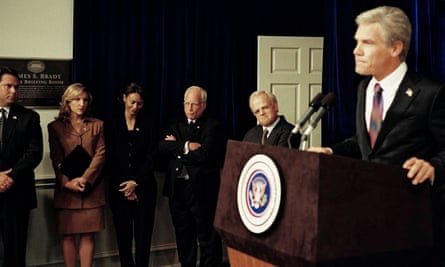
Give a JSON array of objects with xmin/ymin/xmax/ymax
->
[{"xmin": 104, "ymin": 82, "xmax": 157, "ymax": 267}]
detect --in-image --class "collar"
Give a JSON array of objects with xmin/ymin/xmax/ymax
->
[
  {"xmin": 370, "ymin": 62, "xmax": 407, "ymax": 96},
  {"xmin": 0, "ymin": 106, "xmax": 10, "ymax": 118},
  {"xmin": 263, "ymin": 116, "xmax": 281, "ymax": 133}
]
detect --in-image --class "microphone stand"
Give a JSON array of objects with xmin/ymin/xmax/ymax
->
[
  {"xmin": 287, "ymin": 129, "xmax": 302, "ymax": 149},
  {"xmin": 298, "ymin": 126, "xmax": 311, "ymax": 150}
]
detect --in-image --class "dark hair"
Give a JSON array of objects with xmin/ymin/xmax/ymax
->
[
  {"xmin": 124, "ymin": 82, "xmax": 144, "ymax": 98},
  {"xmin": 0, "ymin": 66, "xmax": 19, "ymax": 81}
]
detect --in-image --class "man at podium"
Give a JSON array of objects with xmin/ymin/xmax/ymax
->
[{"xmin": 308, "ymin": 6, "xmax": 445, "ymax": 267}]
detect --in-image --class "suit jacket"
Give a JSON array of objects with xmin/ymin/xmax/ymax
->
[
  {"xmin": 158, "ymin": 115, "xmax": 225, "ymax": 198},
  {"xmin": 243, "ymin": 115, "xmax": 299, "ymax": 148},
  {"xmin": 0, "ymin": 103, "xmax": 43, "ymax": 210},
  {"xmin": 104, "ymin": 109, "xmax": 157, "ymax": 200},
  {"xmin": 48, "ymin": 117, "xmax": 106, "ymax": 209},
  {"xmin": 333, "ymin": 70, "xmax": 445, "ymax": 187}
]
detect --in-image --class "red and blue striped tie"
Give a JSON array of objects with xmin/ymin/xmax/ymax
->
[{"xmin": 369, "ymin": 83, "xmax": 383, "ymax": 148}]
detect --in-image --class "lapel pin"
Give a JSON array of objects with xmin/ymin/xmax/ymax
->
[
  {"xmin": 405, "ymin": 88, "xmax": 413, "ymax": 97},
  {"xmin": 12, "ymin": 116, "xmax": 17, "ymax": 120}
]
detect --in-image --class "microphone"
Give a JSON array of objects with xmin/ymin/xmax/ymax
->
[
  {"xmin": 290, "ymin": 92, "xmax": 325, "ymax": 134},
  {"xmin": 299, "ymin": 92, "xmax": 336, "ymax": 150}
]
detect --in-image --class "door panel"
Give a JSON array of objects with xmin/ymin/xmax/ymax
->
[{"xmin": 258, "ymin": 36, "xmax": 323, "ymax": 146}]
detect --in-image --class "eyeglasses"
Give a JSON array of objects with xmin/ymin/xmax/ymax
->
[{"xmin": 183, "ymin": 102, "xmax": 201, "ymax": 108}]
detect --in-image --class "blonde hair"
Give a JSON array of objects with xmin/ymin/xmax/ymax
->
[
  {"xmin": 356, "ymin": 6, "xmax": 411, "ymax": 61},
  {"xmin": 248, "ymin": 90, "xmax": 277, "ymax": 111},
  {"xmin": 56, "ymin": 83, "xmax": 93, "ymax": 121}
]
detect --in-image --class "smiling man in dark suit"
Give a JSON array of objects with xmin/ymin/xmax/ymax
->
[
  {"xmin": 0, "ymin": 66, "xmax": 43, "ymax": 267},
  {"xmin": 308, "ymin": 6, "xmax": 445, "ymax": 267}
]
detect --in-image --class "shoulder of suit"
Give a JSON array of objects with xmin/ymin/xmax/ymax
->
[
  {"xmin": 47, "ymin": 118, "xmax": 65, "ymax": 131},
  {"xmin": 403, "ymin": 71, "xmax": 445, "ymax": 93},
  {"xmin": 10, "ymin": 103, "xmax": 34, "ymax": 113},
  {"xmin": 84, "ymin": 117, "xmax": 103, "ymax": 124},
  {"xmin": 197, "ymin": 116, "xmax": 220, "ymax": 125},
  {"xmin": 10, "ymin": 103, "xmax": 40, "ymax": 119},
  {"xmin": 276, "ymin": 115, "xmax": 293, "ymax": 129}
]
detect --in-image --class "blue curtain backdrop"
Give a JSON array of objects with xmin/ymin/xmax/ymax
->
[{"xmin": 73, "ymin": 0, "xmax": 445, "ymax": 147}]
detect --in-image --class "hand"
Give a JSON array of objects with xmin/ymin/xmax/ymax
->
[
  {"xmin": 66, "ymin": 177, "xmax": 87, "ymax": 193},
  {"xmin": 164, "ymin": 134, "xmax": 176, "ymax": 141},
  {"xmin": 306, "ymin": 146, "xmax": 333, "ymax": 155},
  {"xmin": 188, "ymin": 142, "xmax": 201, "ymax": 151},
  {"xmin": 119, "ymin": 180, "xmax": 138, "ymax": 198},
  {"xmin": 0, "ymin": 169, "xmax": 14, "ymax": 192},
  {"xmin": 403, "ymin": 157, "xmax": 435, "ymax": 185},
  {"xmin": 126, "ymin": 191, "xmax": 139, "ymax": 202}
]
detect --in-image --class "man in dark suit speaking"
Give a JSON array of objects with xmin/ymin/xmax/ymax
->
[
  {"xmin": 308, "ymin": 6, "xmax": 445, "ymax": 267},
  {"xmin": 0, "ymin": 66, "xmax": 43, "ymax": 267}
]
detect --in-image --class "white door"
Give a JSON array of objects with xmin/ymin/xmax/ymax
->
[{"xmin": 257, "ymin": 36, "xmax": 324, "ymax": 146}]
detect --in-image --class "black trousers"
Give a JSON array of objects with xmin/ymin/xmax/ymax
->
[
  {"xmin": 110, "ymin": 187, "xmax": 157, "ymax": 267},
  {"xmin": 0, "ymin": 200, "xmax": 30, "ymax": 267},
  {"xmin": 169, "ymin": 179, "xmax": 222, "ymax": 267}
]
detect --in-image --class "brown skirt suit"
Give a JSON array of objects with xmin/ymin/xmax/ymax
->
[{"xmin": 48, "ymin": 117, "xmax": 106, "ymax": 234}]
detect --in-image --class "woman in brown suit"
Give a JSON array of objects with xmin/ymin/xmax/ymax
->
[{"xmin": 48, "ymin": 83, "xmax": 105, "ymax": 267}]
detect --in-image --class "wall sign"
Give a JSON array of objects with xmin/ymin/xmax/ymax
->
[{"xmin": 0, "ymin": 58, "xmax": 72, "ymax": 107}]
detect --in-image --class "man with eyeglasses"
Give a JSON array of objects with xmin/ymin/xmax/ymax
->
[
  {"xmin": 0, "ymin": 66, "xmax": 43, "ymax": 267},
  {"xmin": 243, "ymin": 90, "xmax": 299, "ymax": 148},
  {"xmin": 159, "ymin": 85, "xmax": 225, "ymax": 267}
]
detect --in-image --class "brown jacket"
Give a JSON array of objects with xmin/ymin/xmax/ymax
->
[{"xmin": 48, "ymin": 117, "xmax": 105, "ymax": 209}]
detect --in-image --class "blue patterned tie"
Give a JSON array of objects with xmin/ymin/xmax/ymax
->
[{"xmin": 369, "ymin": 83, "xmax": 383, "ymax": 148}]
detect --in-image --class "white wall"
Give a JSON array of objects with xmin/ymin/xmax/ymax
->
[
  {"xmin": 0, "ymin": 0, "xmax": 73, "ymax": 179},
  {"xmin": 0, "ymin": 0, "xmax": 73, "ymax": 59}
]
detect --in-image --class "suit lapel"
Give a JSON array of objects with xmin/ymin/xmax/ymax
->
[
  {"xmin": 356, "ymin": 78, "xmax": 372, "ymax": 154},
  {"xmin": 2, "ymin": 106, "xmax": 18, "ymax": 148},
  {"xmin": 267, "ymin": 119, "xmax": 283, "ymax": 144},
  {"xmin": 373, "ymin": 73, "xmax": 420, "ymax": 149}
]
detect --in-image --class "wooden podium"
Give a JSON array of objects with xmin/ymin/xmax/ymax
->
[{"xmin": 214, "ymin": 140, "xmax": 433, "ymax": 267}]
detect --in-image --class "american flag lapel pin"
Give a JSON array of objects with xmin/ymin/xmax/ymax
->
[{"xmin": 405, "ymin": 88, "xmax": 413, "ymax": 97}]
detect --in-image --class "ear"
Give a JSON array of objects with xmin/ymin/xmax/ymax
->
[{"xmin": 391, "ymin": 40, "xmax": 404, "ymax": 57}]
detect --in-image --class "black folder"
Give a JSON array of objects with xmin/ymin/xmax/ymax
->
[{"xmin": 60, "ymin": 145, "xmax": 92, "ymax": 180}]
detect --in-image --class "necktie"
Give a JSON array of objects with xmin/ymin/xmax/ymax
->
[
  {"xmin": 369, "ymin": 83, "xmax": 383, "ymax": 148},
  {"xmin": 0, "ymin": 108, "xmax": 5, "ymax": 151},
  {"xmin": 261, "ymin": 128, "xmax": 269, "ymax": 145},
  {"xmin": 188, "ymin": 120, "xmax": 195, "ymax": 129}
]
